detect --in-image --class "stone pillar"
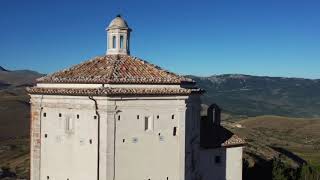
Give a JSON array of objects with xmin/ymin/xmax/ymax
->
[
  {"xmin": 106, "ymin": 103, "xmax": 117, "ymax": 180},
  {"xmin": 30, "ymin": 102, "xmax": 41, "ymax": 180},
  {"xmin": 177, "ymin": 104, "xmax": 187, "ymax": 180},
  {"xmin": 97, "ymin": 101, "xmax": 108, "ymax": 180}
]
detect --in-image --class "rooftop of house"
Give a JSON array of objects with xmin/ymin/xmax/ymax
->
[{"xmin": 37, "ymin": 54, "xmax": 194, "ymax": 85}]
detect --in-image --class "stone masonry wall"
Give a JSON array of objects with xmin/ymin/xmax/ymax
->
[{"xmin": 30, "ymin": 104, "xmax": 41, "ymax": 180}]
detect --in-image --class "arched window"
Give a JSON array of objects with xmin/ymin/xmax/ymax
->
[
  {"xmin": 207, "ymin": 104, "xmax": 221, "ymax": 126},
  {"xmin": 112, "ymin": 36, "xmax": 116, "ymax": 49},
  {"xmin": 120, "ymin": 35, "xmax": 124, "ymax": 48}
]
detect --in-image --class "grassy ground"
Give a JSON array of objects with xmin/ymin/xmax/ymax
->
[
  {"xmin": 0, "ymin": 88, "xmax": 30, "ymax": 140},
  {"xmin": 226, "ymin": 116, "xmax": 320, "ymax": 169},
  {"xmin": 0, "ymin": 138, "xmax": 29, "ymax": 179},
  {"xmin": 0, "ymin": 88, "xmax": 30, "ymax": 179}
]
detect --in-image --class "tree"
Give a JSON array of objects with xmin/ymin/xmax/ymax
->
[
  {"xmin": 272, "ymin": 159, "xmax": 288, "ymax": 180},
  {"xmin": 297, "ymin": 163, "xmax": 320, "ymax": 180}
]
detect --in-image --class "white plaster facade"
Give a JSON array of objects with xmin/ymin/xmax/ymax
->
[
  {"xmin": 199, "ymin": 147, "xmax": 243, "ymax": 180},
  {"xmin": 30, "ymin": 92, "xmax": 201, "ymax": 180},
  {"xmin": 29, "ymin": 15, "xmax": 244, "ymax": 180}
]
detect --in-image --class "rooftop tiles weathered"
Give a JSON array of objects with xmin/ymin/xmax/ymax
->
[
  {"xmin": 37, "ymin": 55, "xmax": 194, "ymax": 84},
  {"xmin": 27, "ymin": 87, "xmax": 203, "ymax": 96}
]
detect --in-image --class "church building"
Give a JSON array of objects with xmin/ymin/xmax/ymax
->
[{"xmin": 28, "ymin": 15, "xmax": 245, "ymax": 180}]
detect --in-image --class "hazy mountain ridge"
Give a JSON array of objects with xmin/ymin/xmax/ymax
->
[
  {"xmin": 187, "ymin": 74, "xmax": 320, "ymax": 118},
  {"xmin": 0, "ymin": 66, "xmax": 43, "ymax": 87},
  {"xmin": 1, "ymin": 66, "xmax": 320, "ymax": 119}
]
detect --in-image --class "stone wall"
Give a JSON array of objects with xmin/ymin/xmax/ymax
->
[{"xmin": 30, "ymin": 97, "xmax": 42, "ymax": 180}]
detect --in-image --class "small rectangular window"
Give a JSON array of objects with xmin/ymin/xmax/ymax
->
[
  {"xmin": 144, "ymin": 116, "xmax": 153, "ymax": 131},
  {"xmin": 66, "ymin": 118, "xmax": 74, "ymax": 132},
  {"xmin": 144, "ymin": 117, "xmax": 149, "ymax": 131},
  {"xmin": 43, "ymin": 112, "xmax": 46, "ymax": 117},
  {"xmin": 215, "ymin": 156, "xmax": 221, "ymax": 164},
  {"xmin": 118, "ymin": 115, "xmax": 121, "ymax": 121},
  {"xmin": 77, "ymin": 114, "xmax": 79, "ymax": 119},
  {"xmin": 171, "ymin": 114, "xmax": 175, "ymax": 119},
  {"xmin": 59, "ymin": 113, "xmax": 62, "ymax": 117},
  {"xmin": 137, "ymin": 115, "xmax": 140, "ymax": 119},
  {"xmin": 173, "ymin": 127, "xmax": 177, "ymax": 136}
]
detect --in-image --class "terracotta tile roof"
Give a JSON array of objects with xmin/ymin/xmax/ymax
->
[
  {"xmin": 221, "ymin": 134, "xmax": 246, "ymax": 147},
  {"xmin": 201, "ymin": 120, "xmax": 245, "ymax": 148},
  {"xmin": 27, "ymin": 87, "xmax": 203, "ymax": 96},
  {"xmin": 37, "ymin": 55, "xmax": 194, "ymax": 84}
]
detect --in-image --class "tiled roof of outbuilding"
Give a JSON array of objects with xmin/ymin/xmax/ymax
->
[
  {"xmin": 221, "ymin": 134, "xmax": 246, "ymax": 147},
  {"xmin": 201, "ymin": 115, "xmax": 246, "ymax": 148},
  {"xmin": 37, "ymin": 55, "xmax": 194, "ymax": 84},
  {"xmin": 201, "ymin": 125, "xmax": 246, "ymax": 148},
  {"xmin": 27, "ymin": 87, "xmax": 203, "ymax": 96}
]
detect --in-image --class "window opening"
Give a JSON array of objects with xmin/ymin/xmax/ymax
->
[
  {"xmin": 173, "ymin": 127, "xmax": 177, "ymax": 136},
  {"xmin": 112, "ymin": 36, "xmax": 116, "ymax": 48},
  {"xmin": 144, "ymin": 116, "xmax": 153, "ymax": 131},
  {"xmin": 120, "ymin": 35, "xmax": 124, "ymax": 48},
  {"xmin": 215, "ymin": 156, "xmax": 221, "ymax": 164},
  {"xmin": 66, "ymin": 118, "xmax": 74, "ymax": 132}
]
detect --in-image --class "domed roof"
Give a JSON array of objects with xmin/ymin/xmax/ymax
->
[
  {"xmin": 36, "ymin": 55, "xmax": 195, "ymax": 84},
  {"xmin": 107, "ymin": 15, "xmax": 129, "ymax": 30}
]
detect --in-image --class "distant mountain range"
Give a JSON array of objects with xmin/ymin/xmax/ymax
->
[
  {"xmin": 1, "ymin": 65, "xmax": 320, "ymax": 138},
  {"xmin": 0, "ymin": 66, "xmax": 43, "ymax": 87},
  {"xmin": 188, "ymin": 74, "xmax": 320, "ymax": 118}
]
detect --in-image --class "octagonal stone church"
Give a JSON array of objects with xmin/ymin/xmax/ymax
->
[{"xmin": 28, "ymin": 15, "xmax": 245, "ymax": 180}]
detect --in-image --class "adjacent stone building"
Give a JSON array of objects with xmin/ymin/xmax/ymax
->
[{"xmin": 28, "ymin": 15, "xmax": 245, "ymax": 180}]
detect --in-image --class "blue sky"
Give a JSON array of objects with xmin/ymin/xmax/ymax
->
[{"xmin": 0, "ymin": 0, "xmax": 320, "ymax": 78}]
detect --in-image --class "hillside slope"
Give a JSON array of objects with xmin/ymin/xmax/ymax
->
[
  {"xmin": 189, "ymin": 74, "xmax": 320, "ymax": 117},
  {"xmin": 0, "ymin": 66, "xmax": 42, "ymax": 86},
  {"xmin": 0, "ymin": 66, "xmax": 44, "ymax": 139},
  {"xmin": 224, "ymin": 116, "xmax": 320, "ymax": 179}
]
